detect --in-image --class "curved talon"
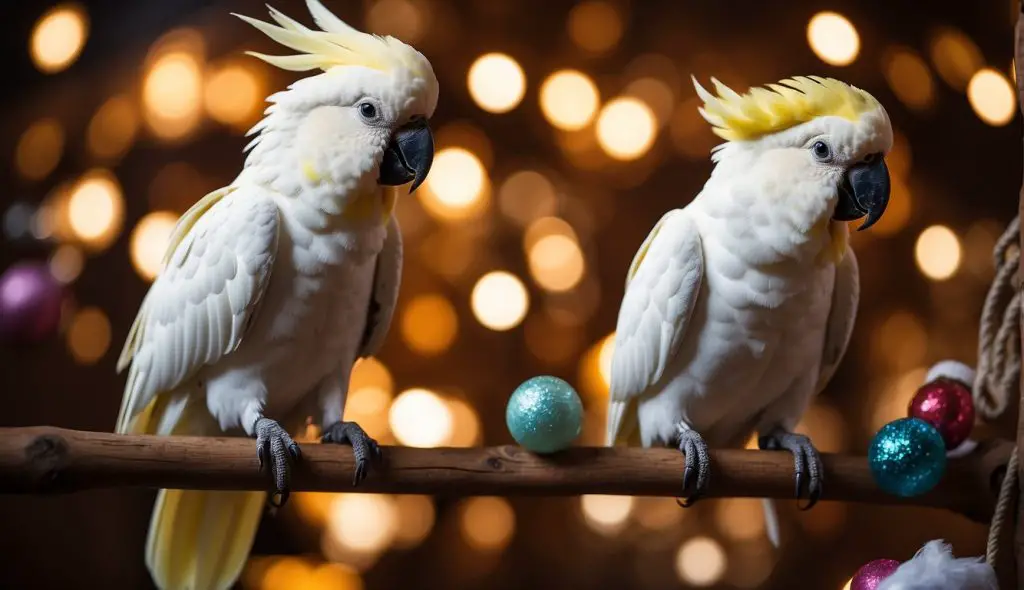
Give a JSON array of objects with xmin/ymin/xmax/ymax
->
[
  {"xmin": 760, "ymin": 428, "xmax": 823, "ymax": 511},
  {"xmin": 675, "ymin": 426, "xmax": 710, "ymax": 507},
  {"xmin": 253, "ymin": 417, "xmax": 301, "ymax": 507},
  {"xmin": 321, "ymin": 421, "xmax": 382, "ymax": 487}
]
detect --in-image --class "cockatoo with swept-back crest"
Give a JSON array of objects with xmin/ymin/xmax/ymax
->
[
  {"xmin": 114, "ymin": 2, "xmax": 437, "ymax": 588},
  {"xmin": 605, "ymin": 75, "xmax": 892, "ymax": 546}
]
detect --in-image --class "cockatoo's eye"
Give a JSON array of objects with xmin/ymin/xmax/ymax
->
[
  {"xmin": 358, "ymin": 101, "xmax": 379, "ymax": 122},
  {"xmin": 811, "ymin": 140, "xmax": 833, "ymax": 162}
]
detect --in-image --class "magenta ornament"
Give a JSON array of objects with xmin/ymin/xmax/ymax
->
[
  {"xmin": 908, "ymin": 377, "xmax": 975, "ymax": 450},
  {"xmin": 0, "ymin": 261, "xmax": 63, "ymax": 344},
  {"xmin": 850, "ymin": 558, "xmax": 900, "ymax": 590}
]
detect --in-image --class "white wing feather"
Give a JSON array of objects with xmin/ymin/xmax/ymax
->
[
  {"xmin": 815, "ymin": 246, "xmax": 859, "ymax": 394},
  {"xmin": 115, "ymin": 188, "xmax": 280, "ymax": 433},
  {"xmin": 606, "ymin": 210, "xmax": 704, "ymax": 445},
  {"xmin": 359, "ymin": 215, "xmax": 403, "ymax": 358}
]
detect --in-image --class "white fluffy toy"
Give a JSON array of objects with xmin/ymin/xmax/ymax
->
[{"xmin": 876, "ymin": 541, "xmax": 997, "ymax": 590}]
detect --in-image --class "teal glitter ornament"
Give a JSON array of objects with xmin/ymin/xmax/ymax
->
[
  {"xmin": 868, "ymin": 417, "xmax": 947, "ymax": 497},
  {"xmin": 506, "ymin": 376, "xmax": 583, "ymax": 454}
]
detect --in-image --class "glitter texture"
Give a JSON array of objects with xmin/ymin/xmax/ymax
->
[
  {"xmin": 908, "ymin": 377, "xmax": 975, "ymax": 450},
  {"xmin": 851, "ymin": 559, "xmax": 900, "ymax": 590},
  {"xmin": 869, "ymin": 417, "xmax": 947, "ymax": 497},
  {"xmin": 506, "ymin": 375, "xmax": 583, "ymax": 454}
]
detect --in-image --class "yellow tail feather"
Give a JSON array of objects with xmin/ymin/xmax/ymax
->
[{"xmin": 146, "ymin": 489, "xmax": 266, "ymax": 590}]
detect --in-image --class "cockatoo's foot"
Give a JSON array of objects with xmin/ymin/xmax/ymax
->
[
  {"xmin": 758, "ymin": 428, "xmax": 823, "ymax": 510},
  {"xmin": 253, "ymin": 417, "xmax": 302, "ymax": 508},
  {"xmin": 674, "ymin": 425, "xmax": 710, "ymax": 508},
  {"xmin": 321, "ymin": 421, "xmax": 383, "ymax": 486}
]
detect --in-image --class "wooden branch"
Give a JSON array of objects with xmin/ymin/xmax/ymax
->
[{"xmin": 0, "ymin": 427, "xmax": 1010, "ymax": 523}]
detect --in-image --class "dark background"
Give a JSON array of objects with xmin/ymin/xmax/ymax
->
[{"xmin": 0, "ymin": 0, "xmax": 1020, "ymax": 589}]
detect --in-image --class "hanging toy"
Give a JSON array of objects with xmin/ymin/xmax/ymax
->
[
  {"xmin": 0, "ymin": 261, "xmax": 64, "ymax": 345},
  {"xmin": 506, "ymin": 375, "xmax": 583, "ymax": 454},
  {"xmin": 908, "ymin": 360, "xmax": 976, "ymax": 451},
  {"xmin": 868, "ymin": 417, "xmax": 947, "ymax": 497},
  {"xmin": 850, "ymin": 559, "xmax": 900, "ymax": 590},
  {"xmin": 876, "ymin": 540, "xmax": 997, "ymax": 590}
]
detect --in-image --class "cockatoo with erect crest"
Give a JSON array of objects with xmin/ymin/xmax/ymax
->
[
  {"xmin": 605, "ymin": 75, "xmax": 892, "ymax": 546},
  {"xmin": 114, "ymin": 2, "xmax": 437, "ymax": 588}
]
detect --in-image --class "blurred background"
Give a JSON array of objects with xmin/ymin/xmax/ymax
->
[{"xmin": 0, "ymin": 0, "xmax": 1020, "ymax": 588}]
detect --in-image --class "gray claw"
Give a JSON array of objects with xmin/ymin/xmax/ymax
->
[
  {"xmin": 759, "ymin": 429, "xmax": 823, "ymax": 510},
  {"xmin": 675, "ymin": 426, "xmax": 710, "ymax": 507},
  {"xmin": 253, "ymin": 417, "xmax": 301, "ymax": 507},
  {"xmin": 321, "ymin": 421, "xmax": 382, "ymax": 486}
]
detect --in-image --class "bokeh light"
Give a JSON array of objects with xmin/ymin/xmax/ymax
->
[
  {"xmin": 806, "ymin": 12, "xmax": 860, "ymax": 66},
  {"xmin": 400, "ymin": 293, "xmax": 459, "ymax": 356},
  {"xmin": 326, "ymin": 494, "xmax": 398, "ymax": 553},
  {"xmin": 68, "ymin": 169, "xmax": 124, "ymax": 251},
  {"xmin": 15, "ymin": 118, "xmax": 64, "ymax": 181},
  {"xmin": 459, "ymin": 497, "xmax": 516, "ymax": 552},
  {"xmin": 470, "ymin": 271, "xmax": 529, "ymax": 331},
  {"xmin": 580, "ymin": 494, "xmax": 633, "ymax": 535},
  {"xmin": 539, "ymin": 70, "xmax": 600, "ymax": 130},
  {"xmin": 596, "ymin": 97, "xmax": 657, "ymax": 160},
  {"xmin": 389, "ymin": 388, "xmax": 453, "ymax": 448},
  {"xmin": 130, "ymin": 211, "xmax": 178, "ymax": 281},
  {"xmin": 624, "ymin": 77, "xmax": 675, "ymax": 127},
  {"xmin": 392, "ymin": 495, "xmax": 436, "ymax": 549},
  {"xmin": 467, "ymin": 53, "xmax": 526, "ymax": 114},
  {"xmin": 205, "ymin": 61, "xmax": 264, "ymax": 128},
  {"xmin": 420, "ymin": 147, "xmax": 488, "ymax": 221},
  {"xmin": 883, "ymin": 48, "xmax": 935, "ymax": 111},
  {"xmin": 498, "ymin": 170, "xmax": 558, "ymax": 227},
  {"xmin": 928, "ymin": 26, "xmax": 983, "ymax": 90},
  {"xmin": 675, "ymin": 537, "xmax": 727, "ymax": 586},
  {"xmin": 48, "ymin": 244, "xmax": 84, "ymax": 285},
  {"xmin": 445, "ymin": 397, "xmax": 483, "ymax": 447},
  {"xmin": 567, "ymin": 1, "xmax": 623, "ymax": 55},
  {"xmin": 66, "ymin": 307, "xmax": 111, "ymax": 365},
  {"xmin": 87, "ymin": 95, "xmax": 139, "ymax": 161},
  {"xmin": 915, "ymin": 225, "xmax": 962, "ymax": 281},
  {"xmin": 714, "ymin": 499, "xmax": 765, "ymax": 541},
  {"xmin": 143, "ymin": 50, "xmax": 203, "ymax": 140},
  {"xmin": 527, "ymin": 234, "xmax": 585, "ymax": 292},
  {"xmin": 365, "ymin": 0, "xmax": 425, "ymax": 44},
  {"xmin": 967, "ymin": 68, "xmax": 1016, "ymax": 126},
  {"xmin": 345, "ymin": 357, "xmax": 395, "ymax": 441},
  {"xmin": 30, "ymin": 4, "xmax": 88, "ymax": 74}
]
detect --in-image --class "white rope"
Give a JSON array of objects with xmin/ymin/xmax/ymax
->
[
  {"xmin": 974, "ymin": 216, "xmax": 1020, "ymax": 420},
  {"xmin": 975, "ymin": 216, "xmax": 1020, "ymax": 569}
]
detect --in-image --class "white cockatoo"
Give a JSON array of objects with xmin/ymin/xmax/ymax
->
[
  {"xmin": 114, "ymin": 2, "xmax": 437, "ymax": 588},
  {"xmin": 605, "ymin": 75, "xmax": 892, "ymax": 545}
]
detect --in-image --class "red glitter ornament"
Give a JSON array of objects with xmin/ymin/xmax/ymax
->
[{"xmin": 907, "ymin": 377, "xmax": 975, "ymax": 450}]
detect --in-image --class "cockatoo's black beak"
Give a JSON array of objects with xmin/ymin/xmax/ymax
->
[
  {"xmin": 833, "ymin": 153, "xmax": 890, "ymax": 231},
  {"xmin": 379, "ymin": 116, "xmax": 434, "ymax": 193}
]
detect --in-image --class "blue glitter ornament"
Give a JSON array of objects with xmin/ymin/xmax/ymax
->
[
  {"xmin": 869, "ymin": 417, "xmax": 947, "ymax": 497},
  {"xmin": 506, "ymin": 376, "xmax": 583, "ymax": 454}
]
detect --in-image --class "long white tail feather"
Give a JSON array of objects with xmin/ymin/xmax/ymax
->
[{"xmin": 762, "ymin": 498, "xmax": 780, "ymax": 548}]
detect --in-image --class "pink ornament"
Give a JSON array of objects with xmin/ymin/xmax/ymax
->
[
  {"xmin": 851, "ymin": 559, "xmax": 900, "ymax": 590},
  {"xmin": 908, "ymin": 378, "xmax": 975, "ymax": 450},
  {"xmin": 0, "ymin": 261, "xmax": 63, "ymax": 344}
]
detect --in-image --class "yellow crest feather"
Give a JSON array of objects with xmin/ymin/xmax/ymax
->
[
  {"xmin": 235, "ymin": 0, "xmax": 425, "ymax": 76},
  {"xmin": 693, "ymin": 75, "xmax": 881, "ymax": 141}
]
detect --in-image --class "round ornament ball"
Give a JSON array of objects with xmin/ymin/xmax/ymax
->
[
  {"xmin": 907, "ymin": 377, "xmax": 975, "ymax": 450},
  {"xmin": 0, "ymin": 261, "xmax": 63, "ymax": 345},
  {"xmin": 506, "ymin": 376, "xmax": 583, "ymax": 454},
  {"xmin": 850, "ymin": 559, "xmax": 901, "ymax": 590},
  {"xmin": 868, "ymin": 417, "xmax": 947, "ymax": 497}
]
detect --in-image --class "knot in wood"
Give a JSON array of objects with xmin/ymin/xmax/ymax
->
[{"xmin": 25, "ymin": 434, "xmax": 69, "ymax": 491}]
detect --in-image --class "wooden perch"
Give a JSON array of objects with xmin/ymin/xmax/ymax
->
[{"xmin": 0, "ymin": 427, "xmax": 1011, "ymax": 523}]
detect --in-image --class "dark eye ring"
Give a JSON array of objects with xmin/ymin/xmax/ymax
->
[
  {"xmin": 358, "ymin": 102, "xmax": 378, "ymax": 120},
  {"xmin": 811, "ymin": 140, "xmax": 832, "ymax": 161}
]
